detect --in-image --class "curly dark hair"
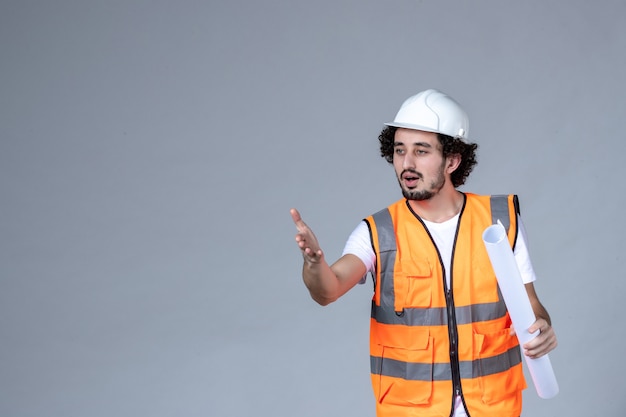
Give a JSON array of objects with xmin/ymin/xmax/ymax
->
[{"xmin": 378, "ymin": 126, "xmax": 478, "ymax": 187}]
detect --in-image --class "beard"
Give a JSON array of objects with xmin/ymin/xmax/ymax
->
[{"xmin": 398, "ymin": 166, "xmax": 446, "ymax": 201}]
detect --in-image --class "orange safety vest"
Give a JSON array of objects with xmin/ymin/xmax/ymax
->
[{"xmin": 364, "ymin": 193, "xmax": 526, "ymax": 417}]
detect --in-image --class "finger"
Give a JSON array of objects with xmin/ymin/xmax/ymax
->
[
  {"xmin": 297, "ymin": 233, "xmax": 320, "ymax": 254},
  {"xmin": 303, "ymin": 246, "xmax": 324, "ymax": 263},
  {"xmin": 523, "ymin": 324, "xmax": 545, "ymax": 348},
  {"xmin": 294, "ymin": 228, "xmax": 316, "ymax": 252},
  {"xmin": 296, "ymin": 235, "xmax": 312, "ymax": 250},
  {"xmin": 290, "ymin": 208, "xmax": 309, "ymax": 233},
  {"xmin": 527, "ymin": 318, "xmax": 548, "ymax": 334},
  {"xmin": 522, "ymin": 337, "xmax": 543, "ymax": 358},
  {"xmin": 290, "ymin": 208, "xmax": 302, "ymax": 224},
  {"xmin": 525, "ymin": 343, "xmax": 550, "ymax": 359},
  {"xmin": 523, "ymin": 329, "xmax": 557, "ymax": 358}
]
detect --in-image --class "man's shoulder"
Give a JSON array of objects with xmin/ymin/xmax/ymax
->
[
  {"xmin": 365, "ymin": 199, "xmax": 407, "ymax": 219},
  {"xmin": 465, "ymin": 192, "xmax": 518, "ymax": 204}
]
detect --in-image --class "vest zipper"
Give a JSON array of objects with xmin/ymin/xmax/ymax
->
[
  {"xmin": 444, "ymin": 204, "xmax": 467, "ymax": 415},
  {"xmin": 445, "ymin": 281, "xmax": 464, "ymax": 416}
]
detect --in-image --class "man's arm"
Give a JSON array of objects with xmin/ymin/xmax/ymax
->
[
  {"xmin": 523, "ymin": 282, "xmax": 558, "ymax": 358},
  {"xmin": 291, "ymin": 208, "xmax": 366, "ymax": 305}
]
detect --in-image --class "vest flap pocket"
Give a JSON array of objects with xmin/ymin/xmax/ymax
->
[
  {"xmin": 473, "ymin": 329, "xmax": 525, "ymax": 404},
  {"xmin": 474, "ymin": 328, "xmax": 513, "ymax": 357},
  {"xmin": 399, "ymin": 259, "xmax": 432, "ymax": 277},
  {"xmin": 373, "ymin": 332, "xmax": 434, "ymax": 406},
  {"xmin": 375, "ymin": 324, "xmax": 430, "ymax": 350},
  {"xmin": 399, "ymin": 260, "xmax": 433, "ymax": 308}
]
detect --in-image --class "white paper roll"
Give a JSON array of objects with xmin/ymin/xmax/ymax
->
[{"xmin": 482, "ymin": 221, "xmax": 559, "ymax": 399}]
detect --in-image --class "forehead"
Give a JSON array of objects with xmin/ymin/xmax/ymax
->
[{"xmin": 393, "ymin": 128, "xmax": 439, "ymax": 147}]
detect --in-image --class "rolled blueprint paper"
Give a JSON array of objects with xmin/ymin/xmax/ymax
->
[{"xmin": 482, "ymin": 221, "xmax": 559, "ymax": 399}]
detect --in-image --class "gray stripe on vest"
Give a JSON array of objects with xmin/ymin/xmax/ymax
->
[
  {"xmin": 372, "ymin": 208, "xmax": 397, "ymax": 312},
  {"xmin": 490, "ymin": 195, "xmax": 510, "ymax": 232},
  {"xmin": 372, "ymin": 300, "xmax": 508, "ymax": 325},
  {"xmin": 371, "ymin": 346, "xmax": 522, "ymax": 381}
]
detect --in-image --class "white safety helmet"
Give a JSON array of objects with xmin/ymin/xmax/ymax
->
[{"xmin": 385, "ymin": 89, "xmax": 470, "ymax": 141}]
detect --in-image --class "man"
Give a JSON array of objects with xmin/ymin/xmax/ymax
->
[{"xmin": 290, "ymin": 89, "xmax": 557, "ymax": 417}]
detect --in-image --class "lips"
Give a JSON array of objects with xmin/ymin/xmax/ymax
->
[{"xmin": 402, "ymin": 170, "xmax": 421, "ymax": 188}]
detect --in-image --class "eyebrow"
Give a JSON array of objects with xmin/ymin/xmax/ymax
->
[{"xmin": 393, "ymin": 141, "xmax": 433, "ymax": 148}]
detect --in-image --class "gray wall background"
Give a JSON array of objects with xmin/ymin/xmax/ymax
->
[{"xmin": 2, "ymin": 1, "xmax": 625, "ymax": 416}]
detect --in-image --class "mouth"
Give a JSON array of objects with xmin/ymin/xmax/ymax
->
[{"xmin": 402, "ymin": 171, "xmax": 421, "ymax": 188}]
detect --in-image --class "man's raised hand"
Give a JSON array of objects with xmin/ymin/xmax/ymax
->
[{"xmin": 290, "ymin": 208, "xmax": 324, "ymax": 264}]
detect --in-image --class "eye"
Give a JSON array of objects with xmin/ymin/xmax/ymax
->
[{"xmin": 394, "ymin": 148, "xmax": 405, "ymax": 155}]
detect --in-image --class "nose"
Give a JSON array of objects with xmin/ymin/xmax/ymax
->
[{"xmin": 402, "ymin": 151, "xmax": 416, "ymax": 169}]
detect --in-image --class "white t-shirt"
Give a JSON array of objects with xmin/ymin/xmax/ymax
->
[{"xmin": 341, "ymin": 213, "xmax": 536, "ymax": 417}]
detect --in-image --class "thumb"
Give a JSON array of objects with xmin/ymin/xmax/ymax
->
[
  {"xmin": 290, "ymin": 208, "xmax": 301, "ymax": 223},
  {"xmin": 290, "ymin": 208, "xmax": 307, "ymax": 231}
]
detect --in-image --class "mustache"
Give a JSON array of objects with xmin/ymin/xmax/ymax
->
[{"xmin": 401, "ymin": 169, "xmax": 423, "ymax": 179}]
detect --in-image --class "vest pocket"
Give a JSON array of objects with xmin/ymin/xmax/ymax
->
[
  {"xmin": 473, "ymin": 330, "xmax": 525, "ymax": 404},
  {"xmin": 373, "ymin": 331, "xmax": 434, "ymax": 406},
  {"xmin": 399, "ymin": 260, "xmax": 433, "ymax": 308}
]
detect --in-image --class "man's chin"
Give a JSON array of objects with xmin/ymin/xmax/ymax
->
[{"xmin": 402, "ymin": 189, "xmax": 434, "ymax": 201}]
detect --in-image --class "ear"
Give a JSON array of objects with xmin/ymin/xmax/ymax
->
[{"xmin": 446, "ymin": 154, "xmax": 462, "ymax": 174}]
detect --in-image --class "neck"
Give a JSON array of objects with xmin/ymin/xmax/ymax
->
[{"xmin": 407, "ymin": 189, "xmax": 464, "ymax": 223}]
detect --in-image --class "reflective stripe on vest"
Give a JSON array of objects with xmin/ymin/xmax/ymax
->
[{"xmin": 371, "ymin": 345, "xmax": 522, "ymax": 382}]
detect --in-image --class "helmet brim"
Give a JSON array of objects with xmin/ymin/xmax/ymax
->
[{"xmin": 384, "ymin": 121, "xmax": 468, "ymax": 141}]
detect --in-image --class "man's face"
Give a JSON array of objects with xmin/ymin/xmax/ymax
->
[{"xmin": 392, "ymin": 128, "xmax": 447, "ymax": 201}]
